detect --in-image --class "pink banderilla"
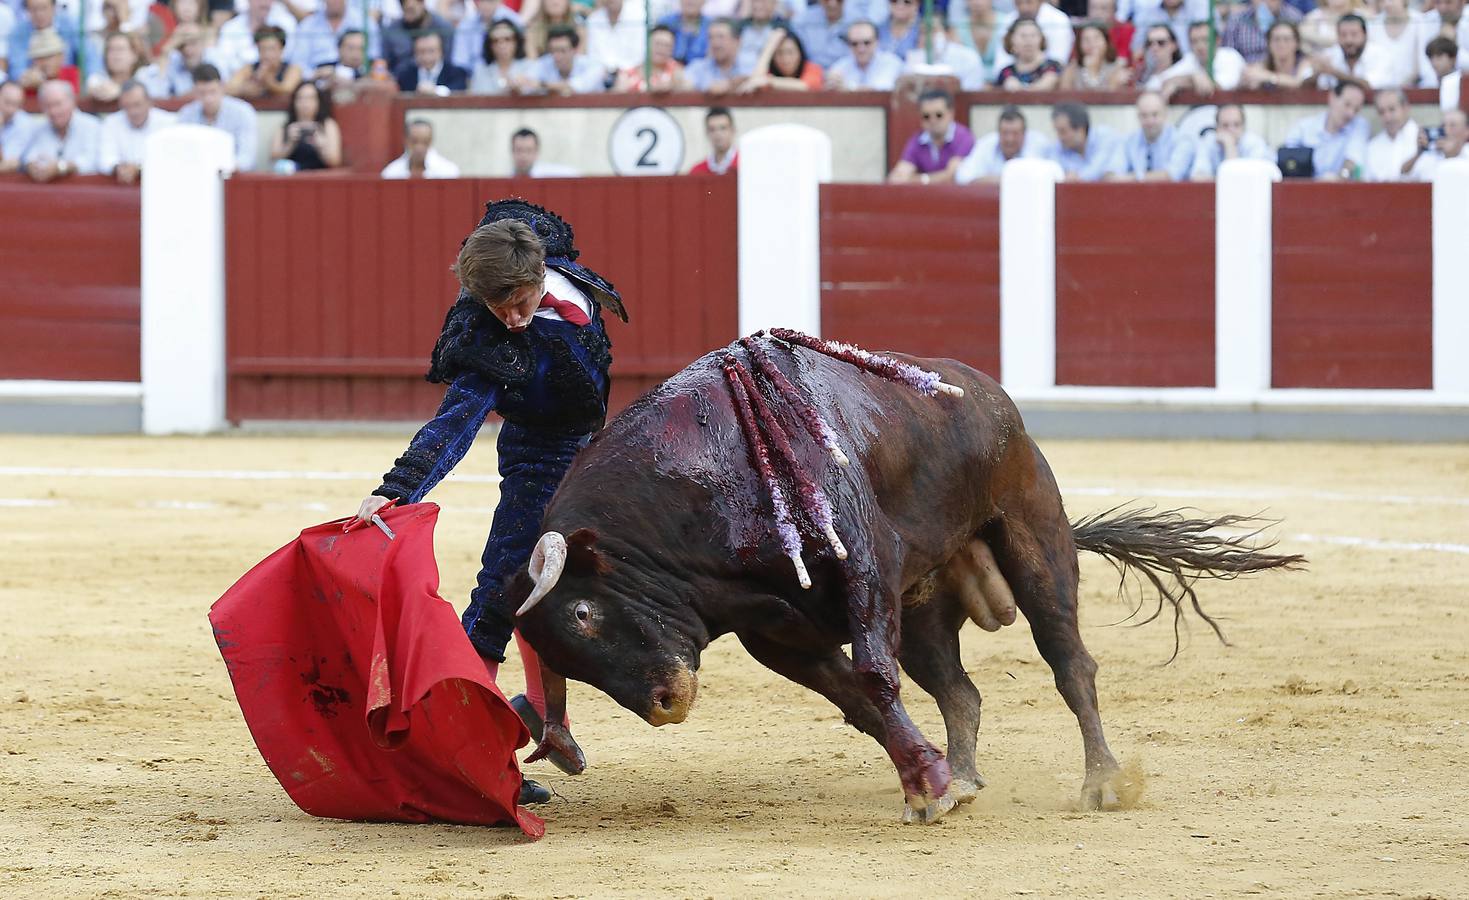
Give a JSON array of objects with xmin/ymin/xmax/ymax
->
[
  {"xmin": 723, "ymin": 355, "xmax": 812, "ymax": 588},
  {"xmin": 730, "ymin": 360, "xmax": 848, "ymax": 564},
  {"xmin": 738, "ymin": 336, "xmax": 850, "ymax": 467},
  {"xmin": 769, "ymin": 328, "xmax": 965, "ymax": 399}
]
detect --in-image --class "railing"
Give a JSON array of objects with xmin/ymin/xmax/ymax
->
[{"xmin": 222, "ymin": 174, "xmax": 738, "ymax": 421}]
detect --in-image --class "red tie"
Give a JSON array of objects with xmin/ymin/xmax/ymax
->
[{"xmin": 537, "ymin": 291, "xmax": 591, "ymax": 327}]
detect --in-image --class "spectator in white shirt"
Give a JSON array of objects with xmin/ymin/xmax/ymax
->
[
  {"xmin": 1364, "ymin": 87, "xmax": 1421, "ymax": 181},
  {"xmin": 99, "ymin": 79, "xmax": 174, "ymax": 183},
  {"xmin": 137, "ymin": 23, "xmax": 214, "ymax": 98},
  {"xmin": 1407, "ymin": 108, "xmax": 1468, "ymax": 180},
  {"xmin": 1424, "ymin": 0, "xmax": 1469, "ymax": 70},
  {"xmin": 176, "ymin": 63, "xmax": 260, "ymax": 171},
  {"xmin": 510, "ymin": 126, "xmax": 578, "ymax": 177},
  {"xmin": 291, "ymin": 0, "xmax": 382, "ymax": 72},
  {"xmin": 826, "ymin": 19, "xmax": 903, "ymax": 89},
  {"xmin": 1160, "ymin": 19, "xmax": 1246, "ymax": 97},
  {"xmin": 20, "ymin": 79, "xmax": 101, "ymax": 181},
  {"xmin": 0, "ymin": 80, "xmax": 40, "ymax": 173},
  {"xmin": 903, "ymin": 30, "xmax": 987, "ymax": 90},
  {"xmin": 381, "ymin": 118, "xmax": 461, "ymax": 178},
  {"xmin": 533, "ymin": 24, "xmax": 606, "ymax": 93},
  {"xmin": 955, "ymin": 104, "xmax": 1047, "ymax": 184},
  {"xmin": 215, "ymin": 0, "xmax": 297, "ymax": 78},
  {"xmin": 1425, "ymin": 35, "xmax": 1459, "ymax": 83},
  {"xmin": 1314, "ymin": 13, "xmax": 1395, "ymax": 88},
  {"xmin": 1369, "ymin": 0, "xmax": 1438, "ymax": 88},
  {"xmin": 585, "ymin": 0, "xmax": 645, "ymax": 76},
  {"xmin": 1190, "ymin": 103, "xmax": 1273, "ymax": 180}
]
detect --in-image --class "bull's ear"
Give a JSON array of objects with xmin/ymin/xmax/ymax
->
[{"xmin": 565, "ymin": 528, "xmax": 611, "ymax": 576}]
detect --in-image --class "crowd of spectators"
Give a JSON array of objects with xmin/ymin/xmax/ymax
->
[
  {"xmin": 2, "ymin": 0, "xmax": 1461, "ymax": 99},
  {"xmin": 877, "ymin": 82, "xmax": 1465, "ymax": 182},
  {"xmin": 0, "ymin": 0, "xmax": 1465, "ymax": 181}
]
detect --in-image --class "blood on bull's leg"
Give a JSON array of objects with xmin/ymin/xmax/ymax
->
[{"xmin": 843, "ymin": 567, "xmax": 955, "ymax": 824}]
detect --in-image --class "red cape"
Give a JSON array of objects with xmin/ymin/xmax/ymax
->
[{"xmin": 209, "ymin": 503, "xmax": 544, "ymax": 838}]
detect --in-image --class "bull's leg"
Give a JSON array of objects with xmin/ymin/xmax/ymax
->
[
  {"xmin": 990, "ymin": 443, "xmax": 1122, "ymax": 810},
  {"xmin": 843, "ymin": 570, "xmax": 955, "ymax": 824},
  {"xmin": 736, "ymin": 632, "xmax": 887, "ymax": 741},
  {"xmin": 898, "ymin": 602, "xmax": 984, "ymax": 804}
]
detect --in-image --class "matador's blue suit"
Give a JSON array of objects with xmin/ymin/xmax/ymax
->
[{"xmin": 373, "ymin": 200, "xmax": 625, "ymax": 663}]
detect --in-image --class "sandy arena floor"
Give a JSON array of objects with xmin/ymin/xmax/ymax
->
[{"xmin": 1, "ymin": 433, "xmax": 1466, "ymax": 898}]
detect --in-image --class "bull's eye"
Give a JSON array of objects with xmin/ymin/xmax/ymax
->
[{"xmin": 574, "ymin": 600, "xmax": 591, "ymax": 623}]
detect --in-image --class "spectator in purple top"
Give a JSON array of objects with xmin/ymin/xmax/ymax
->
[{"xmin": 888, "ymin": 88, "xmax": 976, "ymax": 184}]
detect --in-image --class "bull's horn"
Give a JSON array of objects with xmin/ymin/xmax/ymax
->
[{"xmin": 516, "ymin": 532, "xmax": 567, "ymax": 616}]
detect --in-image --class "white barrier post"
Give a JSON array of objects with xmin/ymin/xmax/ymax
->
[
  {"xmin": 737, "ymin": 124, "xmax": 832, "ymax": 337},
  {"xmin": 1433, "ymin": 158, "xmax": 1469, "ymax": 394},
  {"xmin": 1214, "ymin": 159, "xmax": 1281, "ymax": 399},
  {"xmin": 999, "ymin": 158, "xmax": 1064, "ymax": 392},
  {"xmin": 140, "ymin": 125, "xmax": 236, "ymax": 435}
]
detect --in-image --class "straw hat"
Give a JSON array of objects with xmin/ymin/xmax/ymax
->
[{"xmin": 28, "ymin": 28, "xmax": 67, "ymax": 60}]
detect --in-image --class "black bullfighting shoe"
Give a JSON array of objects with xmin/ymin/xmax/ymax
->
[
  {"xmin": 510, "ymin": 694, "xmax": 581, "ymax": 776},
  {"xmin": 518, "ymin": 778, "xmax": 551, "ymax": 805}
]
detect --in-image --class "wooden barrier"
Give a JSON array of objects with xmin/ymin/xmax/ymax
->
[
  {"xmin": 1272, "ymin": 182, "xmax": 1433, "ymax": 389},
  {"xmin": 0, "ymin": 178, "xmax": 140, "ymax": 382},
  {"xmin": 223, "ymin": 175, "xmax": 738, "ymax": 422},
  {"xmin": 819, "ymin": 183, "xmax": 1002, "ymax": 379},
  {"xmin": 1055, "ymin": 182, "xmax": 1215, "ymax": 387}
]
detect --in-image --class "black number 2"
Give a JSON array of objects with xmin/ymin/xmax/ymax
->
[{"xmin": 635, "ymin": 127, "xmax": 659, "ymax": 167}]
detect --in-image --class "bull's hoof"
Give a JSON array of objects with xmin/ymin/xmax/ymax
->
[
  {"xmin": 901, "ymin": 790, "xmax": 959, "ymax": 825},
  {"xmin": 1080, "ymin": 764, "xmax": 1125, "ymax": 811},
  {"xmin": 512, "ymin": 695, "xmax": 585, "ymax": 776},
  {"xmin": 951, "ymin": 777, "xmax": 983, "ymax": 804}
]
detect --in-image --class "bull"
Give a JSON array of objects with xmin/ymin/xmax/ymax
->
[{"xmin": 509, "ymin": 333, "xmax": 1301, "ymax": 823}]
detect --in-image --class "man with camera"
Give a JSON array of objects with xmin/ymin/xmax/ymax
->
[{"xmin": 1406, "ymin": 108, "xmax": 1468, "ymax": 181}]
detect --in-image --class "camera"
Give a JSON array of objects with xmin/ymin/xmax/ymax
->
[{"xmin": 1425, "ymin": 126, "xmax": 1445, "ymax": 143}]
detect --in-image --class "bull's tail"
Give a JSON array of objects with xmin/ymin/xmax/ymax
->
[{"xmin": 1070, "ymin": 506, "xmax": 1306, "ymax": 662}]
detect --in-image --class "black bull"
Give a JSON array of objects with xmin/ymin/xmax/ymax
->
[{"xmin": 510, "ymin": 340, "xmax": 1301, "ymax": 823}]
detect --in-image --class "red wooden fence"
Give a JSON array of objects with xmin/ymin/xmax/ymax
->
[
  {"xmin": 0, "ymin": 179, "xmax": 140, "ymax": 382},
  {"xmin": 223, "ymin": 175, "xmax": 739, "ymax": 421},
  {"xmin": 819, "ymin": 183, "xmax": 1003, "ymax": 380},
  {"xmin": 1271, "ymin": 182, "xmax": 1433, "ymax": 389},
  {"xmin": 0, "ymin": 176, "xmax": 1440, "ymax": 409},
  {"xmin": 1055, "ymin": 182, "xmax": 1216, "ymax": 387}
]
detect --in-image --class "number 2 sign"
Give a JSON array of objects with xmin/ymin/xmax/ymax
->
[{"xmin": 608, "ymin": 107, "xmax": 686, "ymax": 176}]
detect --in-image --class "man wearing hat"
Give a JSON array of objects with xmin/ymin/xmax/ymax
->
[
  {"xmin": 8, "ymin": 0, "xmax": 81, "ymax": 75},
  {"xmin": 19, "ymin": 28, "xmax": 79, "ymax": 95},
  {"xmin": 20, "ymin": 79, "xmax": 101, "ymax": 181}
]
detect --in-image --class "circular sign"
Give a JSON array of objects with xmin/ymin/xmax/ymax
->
[{"xmin": 608, "ymin": 106, "xmax": 686, "ymax": 176}]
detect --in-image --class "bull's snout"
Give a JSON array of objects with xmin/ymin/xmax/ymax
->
[{"xmin": 645, "ymin": 667, "xmax": 697, "ymax": 726}]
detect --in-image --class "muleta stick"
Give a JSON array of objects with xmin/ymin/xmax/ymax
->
[
  {"xmin": 730, "ymin": 358, "xmax": 848, "ymax": 561},
  {"xmin": 738, "ymin": 335, "xmax": 851, "ymax": 467},
  {"xmin": 722, "ymin": 354, "xmax": 812, "ymax": 589},
  {"xmin": 769, "ymin": 328, "xmax": 966, "ymax": 398}
]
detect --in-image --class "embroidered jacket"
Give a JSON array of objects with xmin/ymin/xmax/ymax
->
[{"xmin": 373, "ymin": 200, "xmax": 623, "ymax": 503}]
